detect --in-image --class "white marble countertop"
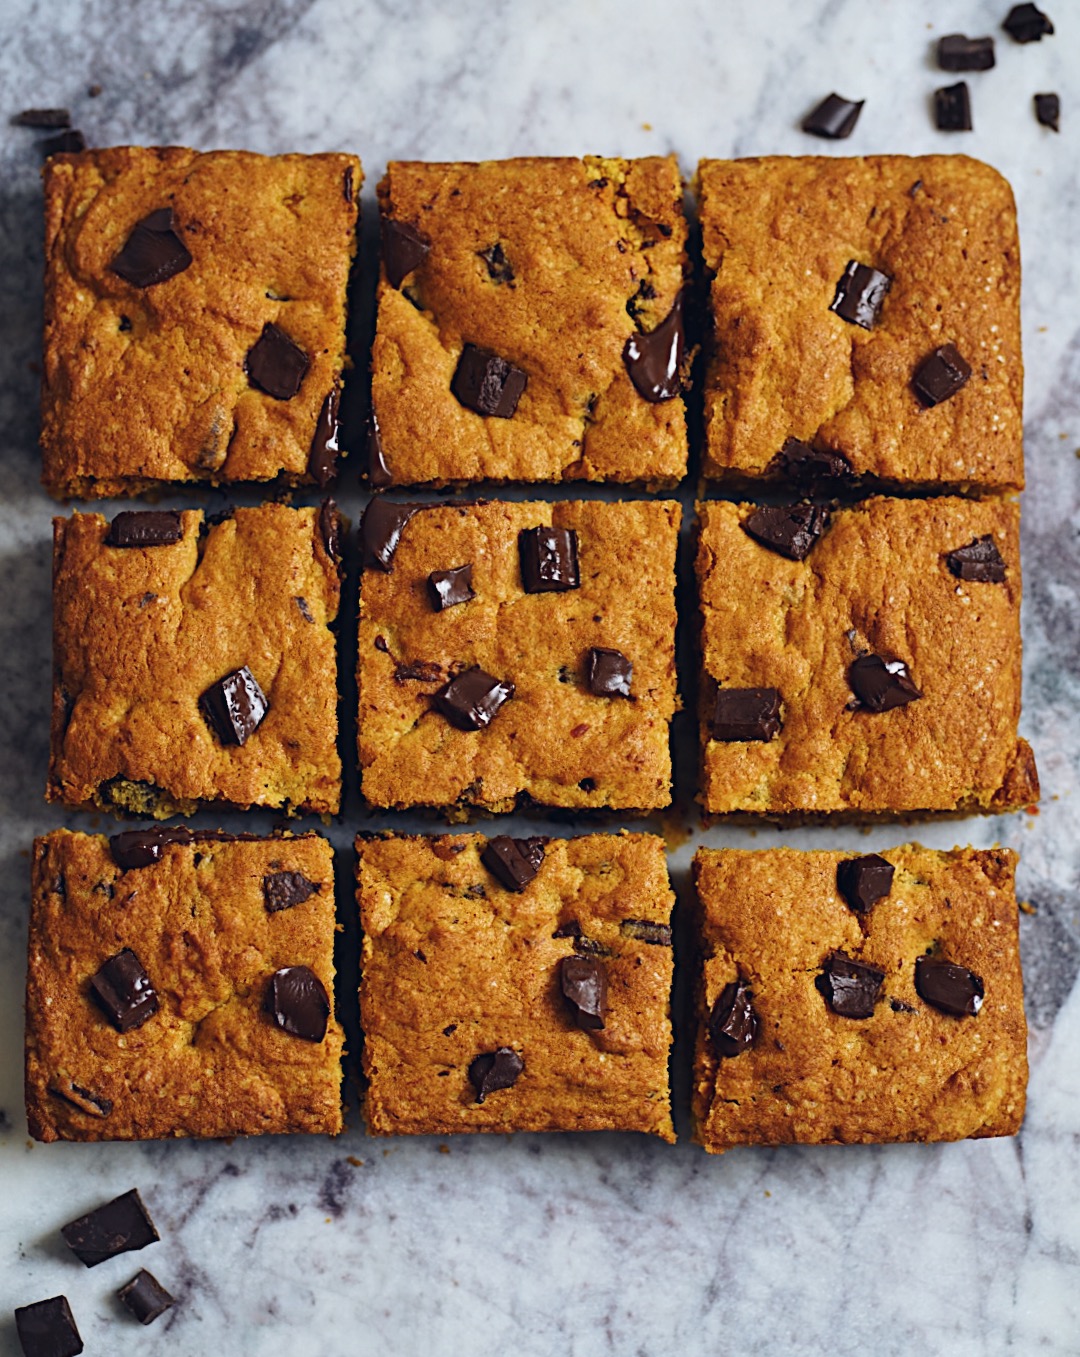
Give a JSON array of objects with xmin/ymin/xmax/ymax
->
[{"xmin": 0, "ymin": 0, "xmax": 1077, "ymax": 1353}]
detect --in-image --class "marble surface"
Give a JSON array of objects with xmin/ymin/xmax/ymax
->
[{"xmin": 1, "ymin": 0, "xmax": 1078, "ymax": 1352}]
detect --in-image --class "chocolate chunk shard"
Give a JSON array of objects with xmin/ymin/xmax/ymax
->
[
  {"xmin": 43, "ymin": 129, "xmax": 86, "ymax": 155},
  {"xmin": 428, "ymin": 564, "xmax": 475, "ymax": 611},
  {"xmin": 263, "ymin": 870, "xmax": 319, "ymax": 913},
  {"xmin": 913, "ymin": 343, "xmax": 972, "ymax": 406},
  {"xmin": 61, "ymin": 1189, "xmax": 159, "ymax": 1267},
  {"xmin": 394, "ymin": 658, "xmax": 443, "ymax": 683},
  {"xmin": 49, "ymin": 1078, "xmax": 114, "ymax": 1120},
  {"xmin": 318, "ymin": 497, "xmax": 342, "ymax": 566},
  {"xmin": 836, "ymin": 854, "xmax": 895, "ymax": 913},
  {"xmin": 1035, "ymin": 92, "xmax": 1060, "ymax": 130},
  {"xmin": 360, "ymin": 498, "xmax": 417, "ymax": 571},
  {"xmin": 560, "ymin": 955, "xmax": 607, "ymax": 1030},
  {"xmin": 245, "ymin": 322, "xmax": 309, "ymax": 400},
  {"xmin": 802, "ymin": 93, "xmax": 864, "ymax": 139},
  {"xmin": 935, "ymin": 81, "xmax": 973, "ymax": 131},
  {"xmin": 199, "ymin": 665, "xmax": 269, "ymax": 746},
  {"xmin": 105, "ymin": 509, "xmax": 183, "ymax": 548},
  {"xmin": 367, "ymin": 410, "xmax": 392, "ymax": 487},
  {"xmin": 434, "ymin": 666, "xmax": 514, "ymax": 730},
  {"xmin": 266, "ymin": 966, "xmax": 330, "ymax": 1042},
  {"xmin": 382, "ymin": 217, "xmax": 431, "ymax": 288},
  {"xmin": 468, "ymin": 1047, "xmax": 524, "ymax": 1103},
  {"xmin": 830, "ymin": 261, "xmax": 892, "ymax": 329},
  {"xmin": 946, "ymin": 535, "xmax": 1007, "ymax": 583},
  {"xmin": 623, "ymin": 290, "xmax": 686, "ymax": 402},
  {"xmin": 480, "ymin": 242, "xmax": 515, "ymax": 284},
  {"xmin": 110, "ymin": 207, "xmax": 192, "ymax": 288},
  {"xmin": 90, "ymin": 949, "xmax": 159, "ymax": 1032},
  {"xmin": 817, "ymin": 952, "xmax": 884, "ymax": 1019},
  {"xmin": 586, "ymin": 647, "xmax": 633, "ymax": 698},
  {"xmin": 308, "ymin": 388, "xmax": 340, "ymax": 487},
  {"xmin": 708, "ymin": 981, "xmax": 758, "ymax": 1057},
  {"xmin": 915, "ymin": 956, "xmax": 984, "ymax": 1016},
  {"xmin": 769, "ymin": 438, "xmax": 855, "ymax": 486},
  {"xmin": 451, "ymin": 344, "xmax": 527, "ymax": 417},
  {"xmin": 848, "ymin": 654, "xmax": 922, "ymax": 712},
  {"xmin": 552, "ymin": 920, "xmax": 582, "ymax": 939},
  {"xmin": 109, "ymin": 825, "xmax": 193, "ymax": 869},
  {"xmin": 14, "ymin": 1296, "xmax": 83, "ymax": 1357},
  {"xmin": 1003, "ymin": 3, "xmax": 1053, "ymax": 42},
  {"xmin": 620, "ymin": 918, "xmax": 672, "ymax": 946},
  {"xmin": 118, "ymin": 1270, "xmax": 175, "ymax": 1326},
  {"xmin": 481, "ymin": 836, "xmax": 545, "ymax": 891},
  {"xmin": 12, "ymin": 107, "xmax": 71, "ymax": 127},
  {"xmin": 519, "ymin": 526, "xmax": 580, "ymax": 593},
  {"xmin": 743, "ymin": 503, "xmax": 829, "ymax": 561},
  {"xmin": 712, "ymin": 687, "xmax": 782, "ymax": 742},
  {"xmin": 938, "ymin": 34, "xmax": 996, "ymax": 69}
]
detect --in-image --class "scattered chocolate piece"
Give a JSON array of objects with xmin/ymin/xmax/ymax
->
[
  {"xmin": 817, "ymin": 952, "xmax": 884, "ymax": 1019},
  {"xmin": 263, "ymin": 870, "xmax": 319, "ymax": 913},
  {"xmin": 308, "ymin": 388, "xmax": 340, "ymax": 487},
  {"xmin": 118, "ymin": 1270, "xmax": 175, "ymax": 1326},
  {"xmin": 479, "ymin": 242, "xmax": 515, "ymax": 284},
  {"xmin": 105, "ymin": 509, "xmax": 182, "ymax": 548},
  {"xmin": 712, "ymin": 687, "xmax": 782, "ymax": 742},
  {"xmin": 586, "ymin": 647, "xmax": 633, "ymax": 698},
  {"xmin": 935, "ymin": 81, "xmax": 973, "ymax": 131},
  {"xmin": 394, "ymin": 659, "xmax": 443, "ymax": 683},
  {"xmin": 620, "ymin": 919, "xmax": 672, "ymax": 946},
  {"xmin": 1002, "ymin": 3, "xmax": 1053, "ymax": 42},
  {"xmin": 848, "ymin": 654, "xmax": 922, "ymax": 712},
  {"xmin": 199, "ymin": 666, "xmax": 269, "ymax": 746},
  {"xmin": 14, "ymin": 1296, "xmax": 83, "ymax": 1357},
  {"xmin": 13, "ymin": 107, "xmax": 72, "ymax": 127},
  {"xmin": 360, "ymin": 498, "xmax": 417, "ymax": 571},
  {"xmin": 915, "ymin": 956, "xmax": 984, "ymax": 1016},
  {"xmin": 519, "ymin": 526, "xmax": 580, "ymax": 593},
  {"xmin": 802, "ymin": 93, "xmax": 864, "ymax": 139},
  {"xmin": 109, "ymin": 825, "xmax": 193, "ymax": 870},
  {"xmin": 708, "ymin": 981, "xmax": 758, "ymax": 1057},
  {"xmin": 769, "ymin": 438, "xmax": 855, "ymax": 487},
  {"xmin": 552, "ymin": 920, "xmax": 582, "ymax": 939},
  {"xmin": 266, "ymin": 966, "xmax": 330, "ymax": 1042},
  {"xmin": 946, "ymin": 535, "xmax": 1007, "ymax": 583},
  {"xmin": 90, "ymin": 949, "xmax": 159, "ymax": 1032},
  {"xmin": 837, "ymin": 854, "xmax": 895, "ymax": 913},
  {"xmin": 43, "ymin": 129, "xmax": 86, "ymax": 155},
  {"xmin": 623, "ymin": 290, "xmax": 686, "ymax": 402},
  {"xmin": 830, "ymin": 261, "xmax": 892, "ymax": 329},
  {"xmin": 427, "ymin": 563, "xmax": 475, "ymax": 611},
  {"xmin": 451, "ymin": 343, "xmax": 527, "ymax": 417},
  {"xmin": 468, "ymin": 1047, "xmax": 524, "ymax": 1103},
  {"xmin": 318, "ymin": 496, "xmax": 342, "ymax": 566},
  {"xmin": 110, "ymin": 207, "xmax": 191, "ymax": 288},
  {"xmin": 1035, "ymin": 92, "xmax": 1060, "ymax": 130},
  {"xmin": 573, "ymin": 934, "xmax": 612, "ymax": 958},
  {"xmin": 343, "ymin": 165, "xmax": 354, "ymax": 202},
  {"xmin": 433, "ymin": 666, "xmax": 514, "ymax": 730},
  {"xmin": 61, "ymin": 1188, "xmax": 159, "ymax": 1267},
  {"xmin": 913, "ymin": 343, "xmax": 972, "ymax": 406},
  {"xmin": 245, "ymin": 322, "xmax": 309, "ymax": 400},
  {"xmin": 382, "ymin": 217, "xmax": 431, "ymax": 289},
  {"xmin": 938, "ymin": 34, "xmax": 996, "ymax": 69},
  {"xmin": 367, "ymin": 409, "xmax": 392, "ymax": 487},
  {"xmin": 480, "ymin": 836, "xmax": 545, "ymax": 892},
  {"xmin": 743, "ymin": 503, "xmax": 829, "ymax": 561},
  {"xmin": 560, "ymin": 955, "xmax": 607, "ymax": 1030},
  {"xmin": 49, "ymin": 1078, "xmax": 113, "ymax": 1119}
]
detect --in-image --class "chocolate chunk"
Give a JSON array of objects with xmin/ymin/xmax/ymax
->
[
  {"xmin": 109, "ymin": 825, "xmax": 193, "ymax": 870},
  {"xmin": 836, "ymin": 854, "xmax": 895, "ymax": 913},
  {"xmin": 480, "ymin": 242, "xmax": 515, "ymax": 284},
  {"xmin": 1035, "ymin": 92, "xmax": 1060, "ymax": 130},
  {"xmin": 913, "ymin": 343, "xmax": 972, "ymax": 406},
  {"xmin": 938, "ymin": 34, "xmax": 996, "ymax": 69},
  {"xmin": 802, "ymin": 93, "xmax": 864, "ymax": 139},
  {"xmin": 742, "ymin": 503, "xmax": 829, "ymax": 561},
  {"xmin": 110, "ymin": 208, "xmax": 191, "ymax": 289},
  {"xmin": 360, "ymin": 498, "xmax": 417, "ymax": 571},
  {"xmin": 266, "ymin": 966, "xmax": 330, "ymax": 1042},
  {"xmin": 49, "ymin": 1078, "xmax": 113, "ymax": 1120},
  {"xmin": 343, "ymin": 166, "xmax": 354, "ymax": 203},
  {"xmin": 367, "ymin": 410, "xmax": 392, "ymax": 487},
  {"xmin": 199, "ymin": 666, "xmax": 269, "ymax": 746},
  {"xmin": 769, "ymin": 438, "xmax": 855, "ymax": 487},
  {"xmin": 428, "ymin": 564, "xmax": 475, "ymax": 611},
  {"xmin": 708, "ymin": 981, "xmax": 758, "ymax": 1057},
  {"xmin": 586, "ymin": 647, "xmax": 633, "ymax": 698},
  {"xmin": 308, "ymin": 388, "xmax": 340, "ymax": 487},
  {"xmin": 13, "ymin": 107, "xmax": 72, "ymax": 127},
  {"xmin": 946, "ymin": 535, "xmax": 1007, "ymax": 583},
  {"xmin": 105, "ymin": 510, "xmax": 183, "ymax": 548},
  {"xmin": 817, "ymin": 952, "xmax": 884, "ymax": 1019},
  {"xmin": 434, "ymin": 666, "xmax": 514, "ymax": 730},
  {"xmin": 519, "ymin": 526, "xmax": 580, "ymax": 593},
  {"xmin": 118, "ymin": 1270, "xmax": 175, "ymax": 1326},
  {"xmin": 623, "ymin": 290, "xmax": 686, "ymax": 402},
  {"xmin": 712, "ymin": 687, "xmax": 782, "ymax": 742},
  {"xmin": 318, "ymin": 497, "xmax": 342, "ymax": 566},
  {"xmin": 451, "ymin": 344, "xmax": 527, "ymax": 418},
  {"xmin": 1002, "ymin": 3, "xmax": 1053, "ymax": 42},
  {"xmin": 468, "ymin": 1047, "xmax": 524, "ymax": 1103},
  {"xmin": 14, "ymin": 1296, "xmax": 83, "ymax": 1357},
  {"xmin": 574, "ymin": 934, "xmax": 612, "ymax": 957},
  {"xmin": 848, "ymin": 654, "xmax": 922, "ymax": 712},
  {"xmin": 245, "ymin": 322, "xmax": 309, "ymax": 400},
  {"xmin": 90, "ymin": 949, "xmax": 159, "ymax": 1032},
  {"xmin": 830, "ymin": 261, "xmax": 892, "ymax": 329},
  {"xmin": 394, "ymin": 659, "xmax": 443, "ymax": 683},
  {"xmin": 560, "ymin": 955, "xmax": 607, "ymax": 1030},
  {"xmin": 43, "ymin": 129, "xmax": 86, "ymax": 155},
  {"xmin": 263, "ymin": 870, "xmax": 319, "ymax": 913},
  {"xmin": 915, "ymin": 956, "xmax": 984, "ymax": 1016},
  {"xmin": 481, "ymin": 836, "xmax": 545, "ymax": 892},
  {"xmin": 935, "ymin": 81, "xmax": 973, "ymax": 131},
  {"xmin": 382, "ymin": 217, "xmax": 431, "ymax": 288},
  {"xmin": 553, "ymin": 920, "xmax": 582, "ymax": 939},
  {"xmin": 61, "ymin": 1189, "xmax": 160, "ymax": 1267},
  {"xmin": 620, "ymin": 918, "xmax": 673, "ymax": 946}
]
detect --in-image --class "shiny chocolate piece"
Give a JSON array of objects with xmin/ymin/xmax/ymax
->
[
  {"xmin": 434, "ymin": 666, "xmax": 514, "ymax": 730},
  {"xmin": 913, "ymin": 342, "xmax": 972, "ymax": 406},
  {"xmin": 817, "ymin": 952, "xmax": 885, "ymax": 1019},
  {"xmin": 360, "ymin": 498, "xmax": 417, "ymax": 571},
  {"xmin": 43, "ymin": 129, "xmax": 86, "ymax": 155},
  {"xmin": 480, "ymin": 836, "xmax": 545, "ymax": 892},
  {"xmin": 61, "ymin": 1188, "xmax": 160, "ymax": 1267},
  {"xmin": 938, "ymin": 34, "xmax": 996, "ymax": 69},
  {"xmin": 560, "ymin": 955, "xmax": 608, "ymax": 1030},
  {"xmin": 519, "ymin": 526, "xmax": 580, "ymax": 593},
  {"xmin": 367, "ymin": 409, "xmax": 393, "ymax": 487},
  {"xmin": 245, "ymin": 322, "xmax": 309, "ymax": 400},
  {"xmin": 427, "ymin": 564, "xmax": 475, "ymax": 611},
  {"xmin": 263, "ymin": 870, "xmax": 320, "ymax": 913},
  {"xmin": 480, "ymin": 241, "xmax": 515, "ymax": 284},
  {"xmin": 382, "ymin": 217, "xmax": 431, "ymax": 288},
  {"xmin": 768, "ymin": 438, "xmax": 855, "ymax": 487},
  {"xmin": 830, "ymin": 261, "xmax": 892, "ymax": 329},
  {"xmin": 620, "ymin": 918, "xmax": 672, "ymax": 946},
  {"xmin": 118, "ymin": 1270, "xmax": 175, "ymax": 1326},
  {"xmin": 451, "ymin": 344, "xmax": 527, "ymax": 418},
  {"xmin": 90, "ymin": 949, "xmax": 159, "ymax": 1033},
  {"xmin": 14, "ymin": 1296, "xmax": 83, "ymax": 1357},
  {"xmin": 586, "ymin": 647, "xmax": 633, "ymax": 698},
  {"xmin": 468, "ymin": 1047, "xmax": 524, "ymax": 1104},
  {"xmin": 199, "ymin": 665, "xmax": 269, "ymax": 746},
  {"xmin": 266, "ymin": 965, "xmax": 330, "ymax": 1042},
  {"xmin": 742, "ymin": 503, "xmax": 829, "ymax": 561},
  {"xmin": 1035, "ymin": 92, "xmax": 1060, "ymax": 130},
  {"xmin": 712, "ymin": 687, "xmax": 782, "ymax": 742},
  {"xmin": 105, "ymin": 509, "xmax": 183, "ymax": 548},
  {"xmin": 318, "ymin": 497, "xmax": 342, "ymax": 566},
  {"xmin": 848, "ymin": 654, "xmax": 922, "ymax": 712},
  {"xmin": 836, "ymin": 854, "xmax": 895, "ymax": 914},
  {"xmin": 13, "ymin": 107, "xmax": 71, "ymax": 127},
  {"xmin": 109, "ymin": 825, "xmax": 193, "ymax": 870},
  {"xmin": 110, "ymin": 207, "xmax": 192, "ymax": 288},
  {"xmin": 708, "ymin": 981, "xmax": 758, "ymax": 1057},
  {"xmin": 802, "ymin": 93, "xmax": 864, "ymax": 139},
  {"xmin": 946, "ymin": 535, "xmax": 1007, "ymax": 583},
  {"xmin": 623, "ymin": 289, "xmax": 686, "ymax": 402},
  {"xmin": 48, "ymin": 1078, "xmax": 113, "ymax": 1120},
  {"xmin": 935, "ymin": 81, "xmax": 973, "ymax": 131},
  {"xmin": 915, "ymin": 956, "xmax": 984, "ymax": 1016},
  {"xmin": 394, "ymin": 658, "xmax": 443, "ymax": 683},
  {"xmin": 308, "ymin": 387, "xmax": 340, "ymax": 487},
  {"xmin": 1003, "ymin": 3, "xmax": 1053, "ymax": 42}
]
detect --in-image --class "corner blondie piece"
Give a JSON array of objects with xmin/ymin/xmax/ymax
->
[
  {"xmin": 49, "ymin": 502, "xmax": 342, "ymax": 818},
  {"xmin": 42, "ymin": 146, "xmax": 360, "ymax": 498},
  {"xmin": 358, "ymin": 499, "xmax": 680, "ymax": 814},
  {"xmin": 26, "ymin": 828, "xmax": 343, "ymax": 1141},
  {"xmin": 357, "ymin": 832, "xmax": 675, "ymax": 1138},
  {"xmin": 370, "ymin": 156, "xmax": 689, "ymax": 487},
  {"xmin": 695, "ymin": 496, "xmax": 1037, "ymax": 818},
  {"xmin": 692, "ymin": 845, "xmax": 1028, "ymax": 1150},
  {"xmin": 697, "ymin": 155, "xmax": 1023, "ymax": 492}
]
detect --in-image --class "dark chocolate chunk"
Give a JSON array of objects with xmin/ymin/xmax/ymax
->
[
  {"xmin": 935, "ymin": 81, "xmax": 973, "ymax": 131},
  {"xmin": 623, "ymin": 290, "xmax": 686, "ymax": 402},
  {"xmin": 14, "ymin": 1296, "xmax": 83, "ymax": 1357},
  {"xmin": 946, "ymin": 535, "xmax": 1007, "ymax": 583},
  {"xmin": 552, "ymin": 920, "xmax": 582, "ymax": 939},
  {"xmin": 48, "ymin": 1078, "xmax": 113, "ymax": 1120},
  {"xmin": 308, "ymin": 387, "xmax": 340, "ymax": 487},
  {"xmin": 394, "ymin": 658, "xmax": 443, "ymax": 683},
  {"xmin": 848, "ymin": 654, "xmax": 922, "ymax": 712},
  {"xmin": 266, "ymin": 966, "xmax": 330, "ymax": 1042},
  {"xmin": 817, "ymin": 952, "xmax": 884, "ymax": 1019},
  {"xmin": 742, "ymin": 503, "xmax": 829, "ymax": 561},
  {"xmin": 110, "ymin": 207, "xmax": 191, "ymax": 288},
  {"xmin": 519, "ymin": 526, "xmax": 580, "ymax": 593},
  {"xmin": 343, "ymin": 165, "xmax": 354, "ymax": 203},
  {"xmin": 481, "ymin": 836, "xmax": 545, "ymax": 892},
  {"xmin": 573, "ymin": 935, "xmax": 612, "ymax": 958},
  {"xmin": 479, "ymin": 242, "xmax": 515, "ymax": 284},
  {"xmin": 109, "ymin": 825, "xmax": 193, "ymax": 870},
  {"xmin": 263, "ymin": 870, "xmax": 319, "ymax": 913},
  {"xmin": 836, "ymin": 854, "xmax": 895, "ymax": 913},
  {"xmin": 105, "ymin": 510, "xmax": 183, "ymax": 548},
  {"xmin": 586, "ymin": 647, "xmax": 633, "ymax": 698},
  {"xmin": 913, "ymin": 343, "xmax": 972, "ymax": 407},
  {"xmin": 434, "ymin": 666, "xmax": 514, "ymax": 730},
  {"xmin": 468, "ymin": 1047, "xmax": 524, "ymax": 1103},
  {"xmin": 118, "ymin": 1269, "xmax": 175, "ymax": 1326},
  {"xmin": 708, "ymin": 981, "xmax": 758, "ymax": 1057},
  {"xmin": 61, "ymin": 1188, "xmax": 160, "ymax": 1267},
  {"xmin": 712, "ymin": 687, "xmax": 782, "ymax": 742},
  {"xmin": 915, "ymin": 956, "xmax": 984, "ymax": 1016},
  {"xmin": 560, "ymin": 955, "xmax": 607, "ymax": 1030},
  {"xmin": 90, "ymin": 949, "xmax": 159, "ymax": 1032},
  {"xmin": 367, "ymin": 409, "xmax": 392, "ymax": 487},
  {"xmin": 245, "ymin": 322, "xmax": 309, "ymax": 400},
  {"xmin": 451, "ymin": 344, "xmax": 527, "ymax": 418},
  {"xmin": 802, "ymin": 93, "xmax": 864, "ymax": 139},
  {"xmin": 360, "ymin": 498, "xmax": 417, "ymax": 571},
  {"xmin": 1035, "ymin": 92, "xmax": 1060, "ymax": 131},
  {"xmin": 768, "ymin": 438, "xmax": 855, "ymax": 487},
  {"xmin": 199, "ymin": 666, "xmax": 269, "ymax": 746},
  {"xmin": 43, "ymin": 129, "xmax": 86, "ymax": 155},
  {"xmin": 13, "ymin": 107, "xmax": 72, "ymax": 127},
  {"xmin": 830, "ymin": 261, "xmax": 892, "ymax": 329},
  {"xmin": 938, "ymin": 34, "xmax": 996, "ymax": 69},
  {"xmin": 1002, "ymin": 3, "xmax": 1053, "ymax": 42},
  {"xmin": 318, "ymin": 497, "xmax": 342, "ymax": 566},
  {"xmin": 382, "ymin": 217, "xmax": 431, "ymax": 288},
  {"xmin": 428, "ymin": 564, "xmax": 475, "ymax": 611},
  {"xmin": 620, "ymin": 918, "xmax": 673, "ymax": 946}
]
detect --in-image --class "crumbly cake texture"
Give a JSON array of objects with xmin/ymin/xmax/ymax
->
[
  {"xmin": 49, "ymin": 503, "xmax": 341, "ymax": 818},
  {"xmin": 41, "ymin": 146, "xmax": 360, "ymax": 498},
  {"xmin": 371, "ymin": 156, "xmax": 688, "ymax": 486},
  {"xmin": 697, "ymin": 155, "xmax": 1023, "ymax": 491},
  {"xmin": 696, "ymin": 496, "xmax": 1037, "ymax": 818},
  {"xmin": 26, "ymin": 830, "xmax": 343, "ymax": 1142},
  {"xmin": 358, "ymin": 499, "xmax": 680, "ymax": 814},
  {"xmin": 692, "ymin": 845, "xmax": 1027, "ymax": 1150},
  {"xmin": 357, "ymin": 832, "xmax": 675, "ymax": 1138}
]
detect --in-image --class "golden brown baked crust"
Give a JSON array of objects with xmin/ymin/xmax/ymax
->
[
  {"xmin": 358, "ymin": 499, "xmax": 680, "ymax": 814},
  {"xmin": 42, "ymin": 147, "xmax": 360, "ymax": 498},
  {"xmin": 697, "ymin": 155, "xmax": 1023, "ymax": 491},
  {"xmin": 26, "ymin": 830, "xmax": 343, "ymax": 1141},
  {"xmin": 696, "ymin": 496, "xmax": 1037, "ymax": 817},
  {"xmin": 357, "ymin": 832, "xmax": 675, "ymax": 1138},
  {"xmin": 692, "ymin": 845, "xmax": 1028, "ymax": 1150},
  {"xmin": 49, "ymin": 503, "xmax": 341, "ymax": 817},
  {"xmin": 371, "ymin": 156, "xmax": 688, "ymax": 486}
]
